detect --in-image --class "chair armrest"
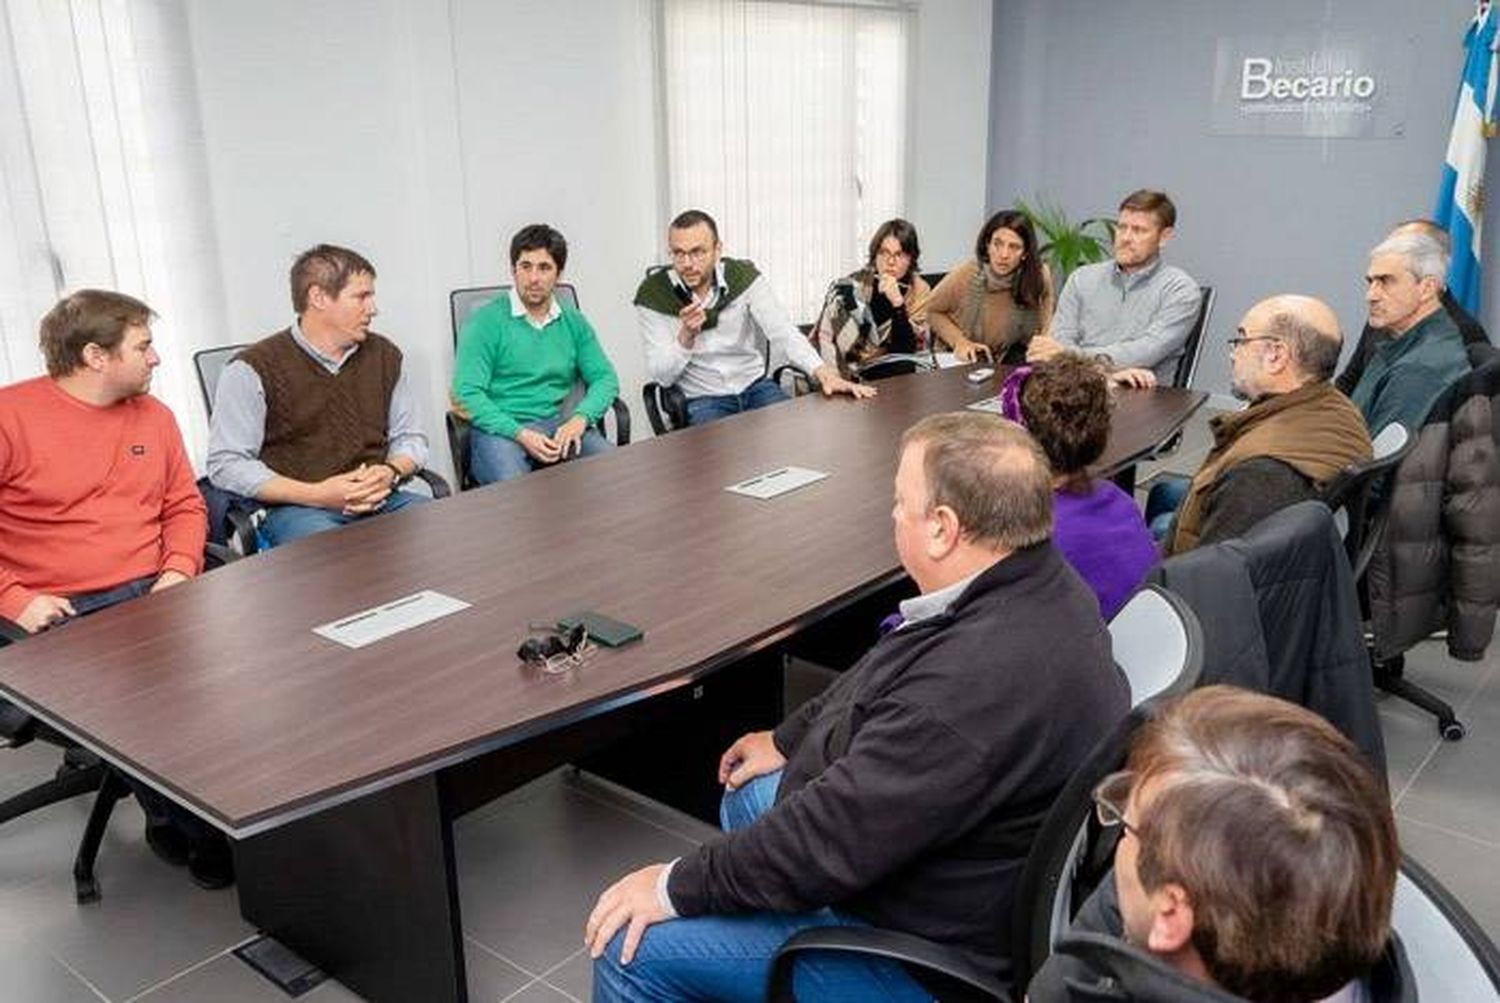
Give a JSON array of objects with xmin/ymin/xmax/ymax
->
[
  {"xmin": 642, "ymin": 383, "xmax": 689, "ymax": 435},
  {"xmin": 608, "ymin": 396, "xmax": 632, "ymax": 446},
  {"xmin": 662, "ymin": 384, "xmax": 688, "ymax": 430},
  {"xmin": 225, "ymin": 507, "xmax": 260, "ymax": 556},
  {"xmin": 0, "ymin": 617, "xmax": 25, "ymax": 644},
  {"xmin": 772, "ymin": 365, "xmax": 815, "ymax": 396},
  {"xmin": 642, "ymin": 383, "xmax": 669, "ymax": 436},
  {"xmin": 766, "ymin": 926, "xmax": 1010, "ymax": 1003},
  {"xmin": 413, "ymin": 468, "xmax": 452, "ymax": 499}
]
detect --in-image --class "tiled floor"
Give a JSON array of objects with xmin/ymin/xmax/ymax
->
[{"xmin": 3, "ymin": 408, "xmax": 1498, "ymax": 1002}]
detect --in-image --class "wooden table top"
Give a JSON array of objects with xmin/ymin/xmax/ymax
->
[{"xmin": 0, "ymin": 368, "xmax": 1204, "ymax": 836}]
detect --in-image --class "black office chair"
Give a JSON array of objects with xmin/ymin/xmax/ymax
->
[
  {"xmin": 194, "ymin": 344, "xmax": 451, "ymax": 536},
  {"xmin": 0, "ymin": 623, "xmax": 108, "ymax": 837},
  {"xmin": 1320, "ymin": 423, "xmax": 1464, "ymax": 740},
  {"xmin": 1170, "ymin": 285, "xmax": 1215, "ymax": 390},
  {"xmin": 765, "ymin": 589, "xmax": 1204, "ymax": 1001},
  {"xmin": 3, "ymin": 593, "xmax": 201, "ymax": 903},
  {"xmin": 448, "ymin": 284, "xmax": 630, "ymax": 485}
]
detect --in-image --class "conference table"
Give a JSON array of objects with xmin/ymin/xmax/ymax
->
[{"xmin": 0, "ymin": 366, "xmax": 1204, "ymax": 1003}]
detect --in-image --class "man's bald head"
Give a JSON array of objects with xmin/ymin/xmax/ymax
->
[{"xmin": 1251, "ymin": 294, "xmax": 1343, "ymax": 384}]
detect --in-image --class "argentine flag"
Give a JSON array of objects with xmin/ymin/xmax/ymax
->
[{"xmin": 1436, "ymin": 4, "xmax": 1499, "ymax": 314}]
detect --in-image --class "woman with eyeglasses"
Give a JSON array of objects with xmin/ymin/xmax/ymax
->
[
  {"xmin": 1000, "ymin": 355, "xmax": 1157, "ymax": 619},
  {"xmin": 928, "ymin": 209, "xmax": 1054, "ymax": 364},
  {"xmin": 811, "ymin": 218, "xmax": 932, "ymax": 378}
]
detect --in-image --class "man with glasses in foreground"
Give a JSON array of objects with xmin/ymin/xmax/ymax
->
[
  {"xmin": 634, "ymin": 209, "xmax": 874, "ymax": 425},
  {"xmin": 586, "ymin": 413, "xmax": 1127, "ymax": 1000},
  {"xmin": 1029, "ymin": 685, "xmax": 1405, "ymax": 1003},
  {"xmin": 1147, "ymin": 294, "xmax": 1370, "ymax": 553}
]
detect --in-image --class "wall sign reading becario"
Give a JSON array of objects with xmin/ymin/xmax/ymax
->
[{"xmin": 1211, "ymin": 34, "xmax": 1412, "ymax": 138}]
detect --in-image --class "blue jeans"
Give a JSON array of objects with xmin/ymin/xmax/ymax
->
[
  {"xmin": 262, "ymin": 488, "xmax": 426, "ymax": 548},
  {"xmin": 592, "ymin": 771, "xmax": 930, "ymax": 1003},
  {"xmin": 469, "ymin": 416, "xmax": 614, "ymax": 485},
  {"xmin": 1145, "ymin": 474, "xmax": 1190, "ymax": 540},
  {"xmin": 685, "ymin": 377, "xmax": 789, "ymax": 426}
]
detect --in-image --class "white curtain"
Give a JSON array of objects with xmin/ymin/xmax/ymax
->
[
  {"xmin": 0, "ymin": 0, "xmax": 225, "ymax": 463},
  {"xmin": 661, "ymin": 0, "xmax": 910, "ymax": 322}
]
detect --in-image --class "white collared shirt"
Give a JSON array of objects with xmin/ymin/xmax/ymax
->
[{"xmin": 509, "ymin": 288, "xmax": 561, "ymax": 331}]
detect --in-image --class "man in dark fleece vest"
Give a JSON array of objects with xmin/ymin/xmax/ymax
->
[
  {"xmin": 1029, "ymin": 686, "xmax": 1405, "ymax": 1003},
  {"xmin": 206, "ymin": 244, "xmax": 431, "ymax": 547},
  {"xmin": 586, "ymin": 413, "xmax": 1128, "ymax": 1001},
  {"xmin": 635, "ymin": 209, "xmax": 875, "ymax": 425},
  {"xmin": 1158, "ymin": 294, "xmax": 1371, "ymax": 555}
]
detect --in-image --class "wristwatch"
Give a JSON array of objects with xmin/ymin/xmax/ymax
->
[{"xmin": 381, "ymin": 461, "xmax": 405, "ymax": 486}]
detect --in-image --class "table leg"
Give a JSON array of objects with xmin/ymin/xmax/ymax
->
[{"xmin": 236, "ymin": 773, "xmax": 466, "ymax": 1003}]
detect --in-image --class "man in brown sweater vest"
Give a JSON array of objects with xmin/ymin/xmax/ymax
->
[
  {"xmin": 1153, "ymin": 294, "xmax": 1372, "ymax": 554},
  {"xmin": 206, "ymin": 244, "xmax": 432, "ymax": 547}
]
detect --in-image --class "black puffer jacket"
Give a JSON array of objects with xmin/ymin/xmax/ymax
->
[{"xmin": 1368, "ymin": 354, "xmax": 1500, "ymax": 661}]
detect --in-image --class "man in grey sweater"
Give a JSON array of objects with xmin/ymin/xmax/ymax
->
[{"xmin": 1029, "ymin": 189, "xmax": 1201, "ymax": 386}]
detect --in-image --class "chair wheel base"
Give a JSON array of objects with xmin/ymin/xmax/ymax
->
[{"xmin": 1441, "ymin": 720, "xmax": 1466, "ymax": 742}]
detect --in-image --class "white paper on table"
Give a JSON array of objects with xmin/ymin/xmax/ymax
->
[
  {"xmin": 965, "ymin": 395, "xmax": 1006, "ymax": 414},
  {"xmin": 313, "ymin": 590, "xmax": 472, "ymax": 649},
  {"xmin": 725, "ymin": 466, "xmax": 829, "ymax": 500}
]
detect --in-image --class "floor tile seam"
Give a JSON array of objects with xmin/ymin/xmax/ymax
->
[
  {"xmin": 118, "ymin": 943, "xmax": 245, "ymax": 1003},
  {"xmin": 539, "ymin": 978, "xmax": 584, "ymax": 1002},
  {"xmin": 1389, "ymin": 740, "xmax": 1442, "ymax": 806},
  {"xmin": 536, "ymin": 946, "xmax": 585, "ymax": 981},
  {"xmin": 565, "ymin": 778, "xmax": 713, "ymax": 847},
  {"xmin": 1399, "ymin": 813, "xmax": 1500, "ymax": 851},
  {"xmin": 566, "ymin": 768, "xmax": 721, "ymax": 839},
  {"xmin": 498, "ymin": 976, "xmax": 545, "ymax": 1002},
  {"xmin": 48, "ymin": 949, "xmax": 115, "ymax": 1002},
  {"xmin": 464, "ymin": 932, "xmax": 545, "ymax": 980}
]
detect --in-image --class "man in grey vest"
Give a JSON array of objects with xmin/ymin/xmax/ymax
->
[{"xmin": 206, "ymin": 244, "xmax": 431, "ymax": 547}]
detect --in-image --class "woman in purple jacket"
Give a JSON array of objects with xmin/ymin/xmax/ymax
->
[{"xmin": 1001, "ymin": 356, "xmax": 1158, "ymax": 619}]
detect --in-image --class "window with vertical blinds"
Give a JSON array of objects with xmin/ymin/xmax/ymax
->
[
  {"xmin": 660, "ymin": 0, "xmax": 910, "ymax": 323},
  {"xmin": 0, "ymin": 0, "xmax": 223, "ymax": 461}
]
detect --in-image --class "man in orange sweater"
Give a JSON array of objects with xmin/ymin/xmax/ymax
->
[
  {"xmin": 0, "ymin": 290, "xmax": 229, "ymax": 887},
  {"xmin": 0, "ymin": 290, "xmax": 205, "ymax": 628}
]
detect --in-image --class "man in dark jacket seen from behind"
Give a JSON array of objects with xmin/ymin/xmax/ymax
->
[{"xmin": 586, "ymin": 412, "xmax": 1128, "ymax": 1001}]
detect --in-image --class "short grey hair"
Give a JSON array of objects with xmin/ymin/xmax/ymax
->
[
  {"xmin": 1370, "ymin": 230, "xmax": 1449, "ymax": 285},
  {"xmin": 1393, "ymin": 219, "xmax": 1453, "ymax": 257},
  {"xmin": 901, "ymin": 412, "xmax": 1053, "ymax": 550},
  {"xmin": 1266, "ymin": 310, "xmax": 1342, "ymax": 382}
]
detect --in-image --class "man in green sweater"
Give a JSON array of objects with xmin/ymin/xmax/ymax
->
[{"xmin": 453, "ymin": 225, "xmax": 621, "ymax": 484}]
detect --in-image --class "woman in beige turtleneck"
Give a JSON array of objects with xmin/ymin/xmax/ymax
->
[{"xmin": 927, "ymin": 209, "xmax": 1054, "ymax": 364}]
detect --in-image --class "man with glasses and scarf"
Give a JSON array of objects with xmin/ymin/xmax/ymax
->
[
  {"xmin": 634, "ymin": 209, "xmax": 874, "ymax": 425},
  {"xmin": 1149, "ymin": 294, "xmax": 1370, "ymax": 554},
  {"xmin": 1029, "ymin": 685, "xmax": 1408, "ymax": 1003}
]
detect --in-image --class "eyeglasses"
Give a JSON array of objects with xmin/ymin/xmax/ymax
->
[
  {"xmin": 517, "ymin": 622, "xmax": 594, "ymax": 674},
  {"xmin": 875, "ymin": 248, "xmax": 911, "ymax": 261},
  {"xmin": 1226, "ymin": 328, "xmax": 1283, "ymax": 349},
  {"xmin": 1091, "ymin": 770, "xmax": 1140, "ymax": 839},
  {"xmin": 669, "ymin": 246, "xmax": 714, "ymax": 264}
]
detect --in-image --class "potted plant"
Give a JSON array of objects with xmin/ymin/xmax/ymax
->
[{"xmin": 1015, "ymin": 197, "xmax": 1116, "ymax": 285}]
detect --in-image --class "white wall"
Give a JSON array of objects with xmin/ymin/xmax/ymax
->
[
  {"xmin": 909, "ymin": 0, "xmax": 993, "ymax": 267},
  {"xmin": 185, "ymin": 0, "xmax": 993, "ymax": 477}
]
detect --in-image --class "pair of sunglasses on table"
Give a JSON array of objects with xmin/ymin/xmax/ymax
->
[{"xmin": 517, "ymin": 621, "xmax": 595, "ymax": 674}]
